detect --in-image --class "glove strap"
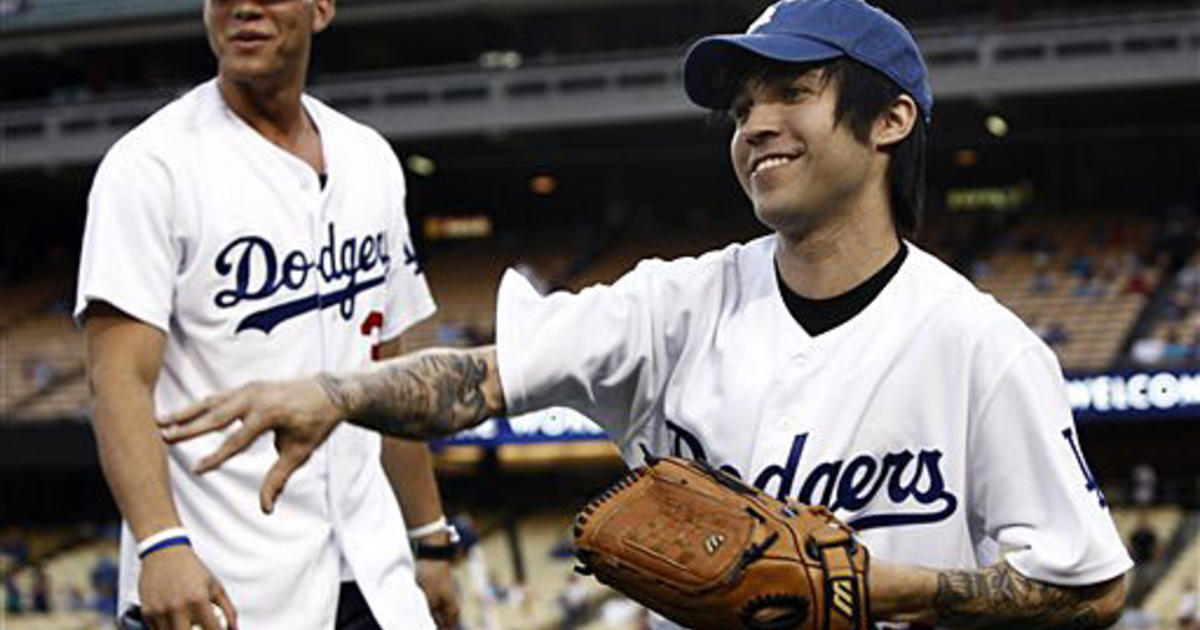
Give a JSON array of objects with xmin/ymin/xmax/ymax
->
[{"xmin": 811, "ymin": 525, "xmax": 870, "ymax": 630}]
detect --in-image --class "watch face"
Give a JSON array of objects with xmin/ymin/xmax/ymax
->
[{"xmin": 414, "ymin": 541, "xmax": 460, "ymax": 561}]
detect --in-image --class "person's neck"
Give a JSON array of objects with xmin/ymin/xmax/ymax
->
[
  {"xmin": 217, "ymin": 72, "xmax": 309, "ymax": 147},
  {"xmin": 774, "ymin": 188, "xmax": 901, "ymax": 300}
]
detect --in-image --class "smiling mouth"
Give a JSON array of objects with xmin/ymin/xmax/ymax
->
[{"xmin": 750, "ymin": 152, "xmax": 803, "ymax": 178}]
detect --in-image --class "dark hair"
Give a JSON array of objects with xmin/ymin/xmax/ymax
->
[{"xmin": 726, "ymin": 55, "xmax": 928, "ymax": 237}]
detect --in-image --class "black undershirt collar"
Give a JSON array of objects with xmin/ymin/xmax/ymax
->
[
  {"xmin": 318, "ymin": 173, "xmax": 328, "ymax": 190},
  {"xmin": 775, "ymin": 242, "xmax": 908, "ymax": 337}
]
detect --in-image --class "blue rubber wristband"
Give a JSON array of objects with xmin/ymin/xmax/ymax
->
[{"xmin": 137, "ymin": 536, "xmax": 191, "ymax": 559}]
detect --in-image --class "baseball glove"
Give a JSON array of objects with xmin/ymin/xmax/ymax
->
[{"xmin": 572, "ymin": 456, "xmax": 869, "ymax": 630}]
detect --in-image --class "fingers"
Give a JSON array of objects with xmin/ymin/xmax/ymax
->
[
  {"xmin": 432, "ymin": 604, "xmax": 449, "ymax": 629},
  {"xmin": 260, "ymin": 447, "xmax": 311, "ymax": 514},
  {"xmin": 145, "ymin": 599, "xmax": 221, "ymax": 630},
  {"xmin": 447, "ymin": 597, "xmax": 461, "ymax": 629},
  {"xmin": 168, "ymin": 608, "xmax": 191, "ymax": 630},
  {"xmin": 194, "ymin": 410, "xmax": 267, "ymax": 474},
  {"xmin": 159, "ymin": 395, "xmax": 245, "ymax": 444},
  {"xmin": 142, "ymin": 604, "xmax": 183, "ymax": 630},
  {"xmin": 143, "ymin": 609, "xmax": 167, "ymax": 630},
  {"xmin": 157, "ymin": 398, "xmax": 213, "ymax": 428},
  {"xmin": 436, "ymin": 596, "xmax": 460, "ymax": 630},
  {"xmin": 418, "ymin": 566, "xmax": 459, "ymax": 630},
  {"xmin": 210, "ymin": 583, "xmax": 238, "ymax": 630},
  {"xmin": 432, "ymin": 592, "xmax": 459, "ymax": 629}
]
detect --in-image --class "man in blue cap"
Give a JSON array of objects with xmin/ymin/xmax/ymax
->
[{"xmin": 158, "ymin": 1, "xmax": 1131, "ymax": 627}]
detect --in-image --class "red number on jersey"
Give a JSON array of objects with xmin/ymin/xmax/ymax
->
[{"xmin": 361, "ymin": 311, "xmax": 384, "ymax": 360}]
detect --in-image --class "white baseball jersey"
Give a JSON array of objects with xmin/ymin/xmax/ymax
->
[
  {"xmin": 75, "ymin": 80, "xmax": 437, "ymax": 630},
  {"xmin": 496, "ymin": 235, "xmax": 1132, "ymax": 628}
]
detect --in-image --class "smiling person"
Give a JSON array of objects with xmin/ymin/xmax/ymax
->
[
  {"xmin": 75, "ymin": 1, "xmax": 461, "ymax": 629},
  {"xmin": 159, "ymin": 0, "xmax": 1131, "ymax": 628}
]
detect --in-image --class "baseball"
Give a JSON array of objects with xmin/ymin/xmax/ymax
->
[{"xmin": 190, "ymin": 603, "xmax": 228, "ymax": 630}]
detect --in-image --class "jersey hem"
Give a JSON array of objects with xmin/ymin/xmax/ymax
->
[
  {"xmin": 74, "ymin": 292, "xmax": 170, "ymax": 334},
  {"xmin": 1005, "ymin": 551, "xmax": 1134, "ymax": 587},
  {"xmin": 494, "ymin": 269, "xmax": 533, "ymax": 415}
]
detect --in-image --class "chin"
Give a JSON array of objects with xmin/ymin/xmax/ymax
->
[
  {"xmin": 222, "ymin": 61, "xmax": 282, "ymax": 84},
  {"xmin": 752, "ymin": 202, "xmax": 820, "ymax": 240},
  {"xmin": 752, "ymin": 198, "xmax": 797, "ymax": 228}
]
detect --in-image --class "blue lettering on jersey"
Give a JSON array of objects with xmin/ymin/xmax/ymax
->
[
  {"xmin": 662, "ymin": 421, "xmax": 958, "ymax": 531},
  {"xmin": 213, "ymin": 222, "xmax": 392, "ymax": 334},
  {"xmin": 1062, "ymin": 427, "xmax": 1107, "ymax": 508}
]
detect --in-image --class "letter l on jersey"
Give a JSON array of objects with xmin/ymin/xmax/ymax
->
[{"xmin": 1062, "ymin": 427, "xmax": 1107, "ymax": 508}]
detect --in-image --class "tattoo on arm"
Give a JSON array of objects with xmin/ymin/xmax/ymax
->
[
  {"xmin": 934, "ymin": 562, "xmax": 1117, "ymax": 630},
  {"xmin": 316, "ymin": 347, "xmax": 503, "ymax": 439}
]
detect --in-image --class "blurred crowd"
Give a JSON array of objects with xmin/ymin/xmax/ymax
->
[
  {"xmin": 2, "ymin": 529, "xmax": 118, "ymax": 619},
  {"xmin": 1115, "ymin": 462, "xmax": 1200, "ymax": 630},
  {"xmin": 1131, "ymin": 256, "xmax": 1200, "ymax": 368}
]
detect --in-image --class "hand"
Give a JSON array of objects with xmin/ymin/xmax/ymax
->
[
  {"xmin": 158, "ymin": 377, "xmax": 341, "ymax": 513},
  {"xmin": 139, "ymin": 546, "xmax": 238, "ymax": 630},
  {"xmin": 416, "ymin": 558, "xmax": 460, "ymax": 630}
]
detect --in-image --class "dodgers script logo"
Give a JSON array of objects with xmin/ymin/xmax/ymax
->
[
  {"xmin": 213, "ymin": 222, "xmax": 411, "ymax": 334},
  {"xmin": 662, "ymin": 421, "xmax": 958, "ymax": 531}
]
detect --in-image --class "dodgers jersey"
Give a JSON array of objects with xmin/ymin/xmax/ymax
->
[
  {"xmin": 496, "ymin": 235, "xmax": 1131, "ymax": 627},
  {"xmin": 75, "ymin": 80, "xmax": 437, "ymax": 630}
]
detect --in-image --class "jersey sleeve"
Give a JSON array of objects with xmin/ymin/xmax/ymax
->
[
  {"xmin": 379, "ymin": 154, "xmax": 436, "ymax": 340},
  {"xmin": 968, "ymin": 342, "xmax": 1132, "ymax": 585},
  {"xmin": 494, "ymin": 261, "xmax": 669, "ymax": 441},
  {"xmin": 74, "ymin": 144, "xmax": 178, "ymax": 332}
]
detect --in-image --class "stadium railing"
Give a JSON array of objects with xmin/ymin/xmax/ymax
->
[
  {"xmin": 4, "ymin": 7, "xmax": 1200, "ymax": 170},
  {"xmin": 0, "ymin": 0, "xmax": 195, "ymax": 32}
]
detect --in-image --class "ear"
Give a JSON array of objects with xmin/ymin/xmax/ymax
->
[
  {"xmin": 873, "ymin": 93, "xmax": 918, "ymax": 149},
  {"xmin": 312, "ymin": 0, "xmax": 335, "ymax": 34}
]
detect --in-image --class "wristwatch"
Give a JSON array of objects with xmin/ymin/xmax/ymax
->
[{"xmin": 412, "ymin": 522, "xmax": 461, "ymax": 561}]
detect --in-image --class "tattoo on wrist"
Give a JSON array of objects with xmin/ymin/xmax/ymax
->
[
  {"xmin": 341, "ymin": 349, "xmax": 495, "ymax": 439},
  {"xmin": 316, "ymin": 372, "xmax": 353, "ymax": 414},
  {"xmin": 934, "ymin": 563, "xmax": 1105, "ymax": 630}
]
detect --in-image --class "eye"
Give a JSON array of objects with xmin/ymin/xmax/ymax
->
[{"xmin": 783, "ymin": 85, "xmax": 809, "ymax": 103}]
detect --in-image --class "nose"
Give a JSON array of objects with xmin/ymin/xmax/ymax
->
[
  {"xmin": 737, "ymin": 102, "xmax": 784, "ymax": 148},
  {"xmin": 231, "ymin": 2, "xmax": 263, "ymax": 20}
]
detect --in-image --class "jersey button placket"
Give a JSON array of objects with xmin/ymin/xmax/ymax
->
[
  {"xmin": 307, "ymin": 170, "xmax": 332, "ymax": 483},
  {"xmin": 779, "ymin": 341, "xmax": 822, "ymax": 432},
  {"xmin": 749, "ymin": 356, "xmax": 811, "ymax": 476}
]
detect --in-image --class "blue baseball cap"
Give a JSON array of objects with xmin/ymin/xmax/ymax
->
[{"xmin": 683, "ymin": 0, "xmax": 933, "ymax": 121}]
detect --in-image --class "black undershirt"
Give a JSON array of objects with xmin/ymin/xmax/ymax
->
[
  {"xmin": 319, "ymin": 173, "xmax": 328, "ymax": 189},
  {"xmin": 776, "ymin": 242, "xmax": 908, "ymax": 337}
]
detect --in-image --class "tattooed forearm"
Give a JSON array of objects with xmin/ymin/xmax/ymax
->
[
  {"xmin": 317, "ymin": 346, "xmax": 504, "ymax": 439},
  {"xmin": 934, "ymin": 563, "xmax": 1123, "ymax": 630}
]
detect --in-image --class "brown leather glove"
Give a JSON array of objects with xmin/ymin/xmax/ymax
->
[{"xmin": 573, "ymin": 456, "xmax": 869, "ymax": 630}]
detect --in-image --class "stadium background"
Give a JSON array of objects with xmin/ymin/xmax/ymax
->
[{"xmin": 3, "ymin": 0, "xmax": 1200, "ymax": 628}]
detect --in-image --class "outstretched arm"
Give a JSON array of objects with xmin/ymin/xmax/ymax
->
[
  {"xmin": 159, "ymin": 346, "xmax": 504, "ymax": 511},
  {"xmin": 871, "ymin": 559, "xmax": 1126, "ymax": 629}
]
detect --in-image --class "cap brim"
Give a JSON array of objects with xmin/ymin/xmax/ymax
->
[{"xmin": 683, "ymin": 33, "xmax": 843, "ymax": 110}]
